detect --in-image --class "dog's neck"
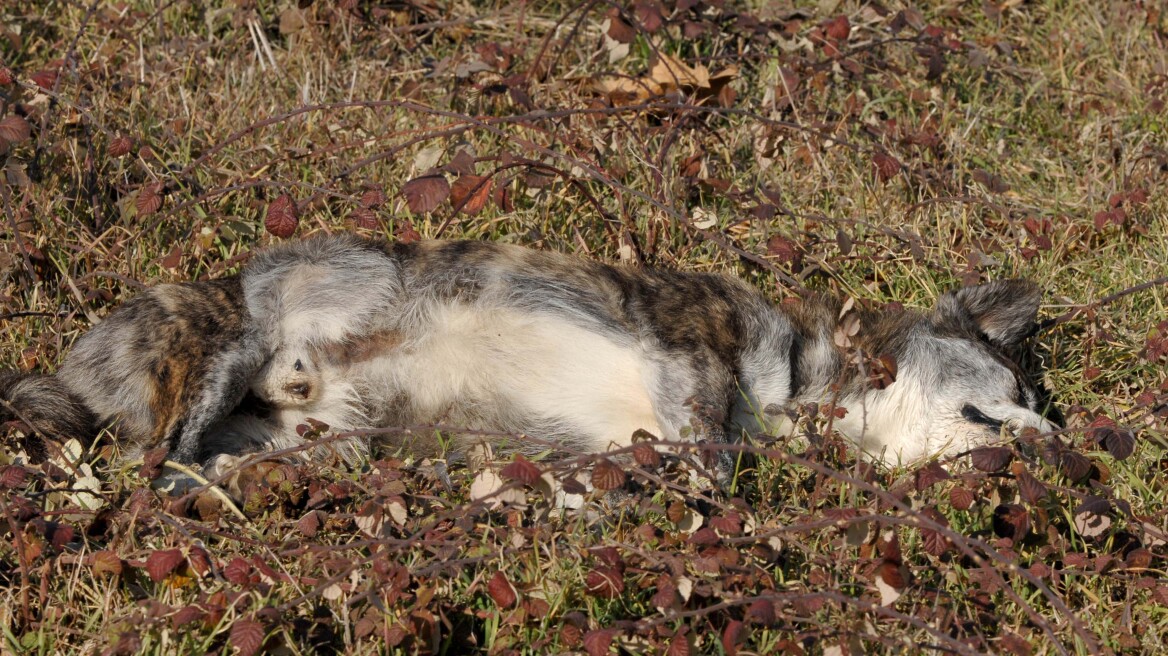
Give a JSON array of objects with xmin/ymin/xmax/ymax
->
[{"xmin": 746, "ymin": 293, "xmax": 921, "ymax": 415}]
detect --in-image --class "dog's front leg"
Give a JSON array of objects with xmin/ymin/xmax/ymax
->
[
  {"xmin": 652, "ymin": 356, "xmax": 738, "ymax": 490},
  {"xmin": 169, "ymin": 328, "xmax": 268, "ymax": 463}
]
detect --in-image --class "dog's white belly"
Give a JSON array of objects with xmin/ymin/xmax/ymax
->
[{"xmin": 356, "ymin": 305, "xmax": 663, "ymax": 451}]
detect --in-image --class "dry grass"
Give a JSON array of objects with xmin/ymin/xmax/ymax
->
[{"xmin": 1, "ymin": 0, "xmax": 1167, "ymax": 653}]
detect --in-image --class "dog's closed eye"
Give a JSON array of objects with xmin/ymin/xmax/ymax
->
[{"xmin": 961, "ymin": 404, "xmax": 1004, "ymax": 431}]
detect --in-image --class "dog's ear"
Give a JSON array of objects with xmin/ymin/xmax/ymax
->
[{"xmin": 935, "ymin": 279, "xmax": 1041, "ymax": 348}]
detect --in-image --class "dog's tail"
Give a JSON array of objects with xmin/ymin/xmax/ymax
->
[{"xmin": 0, "ymin": 370, "xmax": 98, "ymax": 459}]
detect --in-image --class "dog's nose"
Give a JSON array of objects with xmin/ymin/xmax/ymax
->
[
  {"xmin": 287, "ymin": 382, "xmax": 311, "ymax": 398},
  {"xmin": 1008, "ymin": 416, "xmax": 1056, "ymax": 437}
]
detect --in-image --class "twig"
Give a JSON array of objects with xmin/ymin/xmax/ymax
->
[
  {"xmin": 121, "ymin": 458, "xmax": 248, "ymax": 522},
  {"xmin": 1039, "ymin": 276, "xmax": 1168, "ymax": 331}
]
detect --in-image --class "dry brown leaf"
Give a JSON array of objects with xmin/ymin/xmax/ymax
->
[
  {"xmin": 402, "ymin": 175, "xmax": 450, "ymax": 214},
  {"xmin": 650, "ymin": 53, "xmax": 710, "ymax": 90},
  {"xmin": 450, "ymin": 174, "xmax": 492, "ymax": 215}
]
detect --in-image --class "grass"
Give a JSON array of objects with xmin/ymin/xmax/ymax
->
[{"xmin": 1, "ymin": 0, "xmax": 1167, "ymax": 653}]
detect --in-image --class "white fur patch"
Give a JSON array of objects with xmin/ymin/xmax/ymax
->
[{"xmin": 355, "ymin": 304, "xmax": 662, "ymax": 451}]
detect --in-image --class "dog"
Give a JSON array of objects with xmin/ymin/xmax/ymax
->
[{"xmin": 1, "ymin": 234, "xmax": 1055, "ymax": 479}]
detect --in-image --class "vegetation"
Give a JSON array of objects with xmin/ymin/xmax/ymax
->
[{"xmin": 1, "ymin": 0, "xmax": 1166, "ymax": 653}]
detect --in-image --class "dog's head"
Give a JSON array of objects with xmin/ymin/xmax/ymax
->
[
  {"xmin": 252, "ymin": 346, "xmax": 321, "ymax": 407},
  {"xmin": 838, "ymin": 280, "xmax": 1056, "ymax": 463}
]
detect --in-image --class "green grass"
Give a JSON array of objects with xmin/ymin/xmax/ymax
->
[{"xmin": 1, "ymin": 0, "xmax": 1167, "ymax": 653}]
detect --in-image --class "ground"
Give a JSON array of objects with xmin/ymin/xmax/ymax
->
[{"xmin": 1, "ymin": 0, "xmax": 1167, "ymax": 654}]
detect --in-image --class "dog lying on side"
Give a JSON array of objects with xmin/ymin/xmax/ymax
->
[{"xmin": 0, "ymin": 235, "xmax": 1055, "ymax": 477}]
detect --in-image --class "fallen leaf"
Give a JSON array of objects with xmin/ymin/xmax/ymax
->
[
  {"xmin": 450, "ymin": 174, "xmax": 492, "ymax": 215},
  {"xmin": 264, "ymin": 194, "xmax": 299, "ymax": 238},
  {"xmin": 230, "ymin": 617, "xmax": 265, "ymax": 656},
  {"xmin": 487, "ymin": 571, "xmax": 518, "ymax": 607},
  {"xmin": 0, "ymin": 115, "xmax": 32, "ymax": 144},
  {"xmin": 591, "ymin": 458, "xmax": 626, "ymax": 491},
  {"xmin": 402, "ymin": 175, "xmax": 450, "ymax": 214},
  {"xmin": 145, "ymin": 548, "xmax": 185, "ymax": 583}
]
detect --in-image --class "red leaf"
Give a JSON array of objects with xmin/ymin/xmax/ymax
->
[
  {"xmin": 359, "ymin": 187, "xmax": 387, "ymax": 208},
  {"xmin": 0, "ymin": 464, "xmax": 28, "ymax": 489},
  {"xmin": 30, "ymin": 69, "xmax": 58, "ymax": 90},
  {"xmin": 1001, "ymin": 632, "xmax": 1035, "ymax": 656},
  {"xmin": 493, "ymin": 183, "xmax": 513, "ymax": 212},
  {"xmin": 836, "ymin": 229, "xmax": 853, "ymax": 255},
  {"xmin": 171, "ymin": 605, "xmax": 204, "ymax": 629},
  {"xmin": 870, "ymin": 352, "xmax": 898, "ymax": 389},
  {"xmin": 145, "ymin": 548, "xmax": 185, "ymax": 582},
  {"xmin": 872, "ymin": 152, "xmax": 902, "ymax": 182},
  {"xmin": 591, "ymin": 546, "xmax": 623, "ymax": 568},
  {"xmin": 919, "ymin": 507, "xmax": 951, "ymax": 557},
  {"xmin": 187, "ymin": 547, "xmax": 211, "ymax": 577},
  {"xmin": 585, "ymin": 566, "xmax": 625, "ymax": 598},
  {"xmin": 500, "ymin": 455, "xmax": 541, "ymax": 486},
  {"xmin": 652, "ymin": 577, "xmax": 680, "ymax": 610},
  {"xmin": 109, "ymin": 135, "xmax": 133, "ymax": 158},
  {"xmin": 135, "ymin": 183, "xmax": 164, "ymax": 218},
  {"xmin": 709, "ymin": 512, "xmax": 742, "ymax": 535},
  {"xmin": 591, "ymin": 459, "xmax": 626, "ymax": 491},
  {"xmin": 632, "ymin": 443, "xmax": 661, "ymax": 468},
  {"xmin": 688, "ymin": 527, "xmax": 720, "ymax": 545},
  {"xmin": 297, "ymin": 510, "xmax": 322, "ymax": 538},
  {"xmin": 583, "ymin": 628, "xmax": 618, "ymax": 656},
  {"xmin": 0, "ymin": 116, "xmax": 31, "ymax": 144},
  {"xmin": 0, "ymin": 67, "xmax": 12, "ymax": 85},
  {"xmin": 766, "ymin": 235, "xmax": 803, "ymax": 268},
  {"xmin": 487, "ymin": 570, "xmax": 518, "ymax": 607},
  {"xmin": 395, "ymin": 219, "xmax": 422, "ymax": 244},
  {"xmin": 402, "ymin": 175, "xmax": 450, "ymax": 214},
  {"xmin": 1125, "ymin": 548, "xmax": 1152, "ymax": 570},
  {"xmin": 450, "ymin": 174, "xmax": 492, "ymax": 215},
  {"xmin": 350, "ymin": 207, "xmax": 379, "ymax": 230},
  {"xmin": 1104, "ymin": 427, "xmax": 1136, "ymax": 460},
  {"xmin": 914, "ymin": 462, "xmax": 949, "ymax": 491},
  {"xmin": 160, "ymin": 244, "xmax": 182, "ymax": 269},
  {"xmin": 1058, "ymin": 450, "xmax": 1093, "ymax": 482},
  {"xmin": 666, "ymin": 629, "xmax": 694, "ymax": 656},
  {"xmin": 970, "ymin": 446, "xmax": 1013, "ymax": 472},
  {"xmin": 1016, "ymin": 468, "xmax": 1048, "ymax": 505},
  {"xmin": 223, "ymin": 557, "xmax": 252, "ymax": 584},
  {"xmin": 48, "ymin": 522, "xmax": 74, "ymax": 549},
  {"xmin": 265, "ymin": 194, "xmax": 299, "ymax": 238},
  {"xmin": 824, "ymin": 15, "xmax": 851, "ymax": 41},
  {"xmin": 560, "ymin": 619, "xmax": 584, "ymax": 647},
  {"xmin": 561, "ymin": 476, "xmax": 587, "ymax": 495},
  {"xmin": 606, "ymin": 10, "xmax": 636, "ymax": 43},
  {"xmin": 992, "ymin": 504, "xmax": 1030, "ymax": 541},
  {"xmin": 229, "ymin": 617, "xmax": 266, "ymax": 656},
  {"xmin": 876, "ymin": 528, "xmax": 902, "ymax": 562},
  {"xmin": 722, "ymin": 620, "xmax": 748, "ymax": 655},
  {"xmin": 92, "ymin": 550, "xmax": 124, "ymax": 576},
  {"xmin": 1088, "ymin": 416, "xmax": 1136, "ymax": 460},
  {"xmin": 446, "ymin": 150, "xmax": 476, "ymax": 175},
  {"xmin": 745, "ymin": 599, "xmax": 776, "ymax": 625},
  {"xmin": 634, "ymin": 0, "xmax": 665, "ymax": 32},
  {"xmin": 139, "ymin": 447, "xmax": 168, "ymax": 480}
]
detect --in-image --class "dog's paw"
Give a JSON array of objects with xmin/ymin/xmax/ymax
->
[{"xmin": 203, "ymin": 453, "xmax": 244, "ymax": 482}]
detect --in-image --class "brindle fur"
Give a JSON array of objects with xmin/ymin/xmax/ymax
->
[{"xmin": 2, "ymin": 235, "xmax": 1055, "ymax": 475}]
